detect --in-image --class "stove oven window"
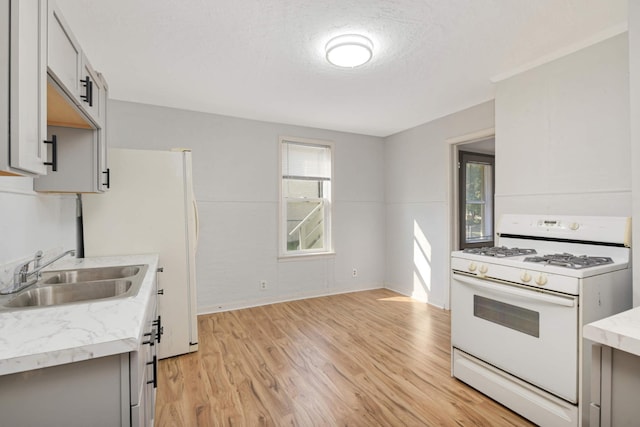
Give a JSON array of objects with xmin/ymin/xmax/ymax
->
[
  {"xmin": 474, "ymin": 295, "xmax": 540, "ymax": 338},
  {"xmin": 458, "ymin": 150, "xmax": 495, "ymax": 249}
]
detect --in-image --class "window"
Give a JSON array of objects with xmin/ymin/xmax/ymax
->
[
  {"xmin": 280, "ymin": 137, "xmax": 333, "ymax": 256},
  {"xmin": 458, "ymin": 151, "xmax": 495, "ymax": 248}
]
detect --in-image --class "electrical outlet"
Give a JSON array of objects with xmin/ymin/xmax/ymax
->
[
  {"xmin": 260, "ymin": 280, "xmax": 268, "ymax": 290},
  {"xmin": 352, "ymin": 268, "xmax": 358, "ymax": 278}
]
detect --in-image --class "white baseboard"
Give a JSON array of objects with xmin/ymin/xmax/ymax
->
[
  {"xmin": 197, "ymin": 284, "xmax": 383, "ymax": 315},
  {"xmin": 382, "ymin": 282, "xmax": 448, "ymax": 310}
]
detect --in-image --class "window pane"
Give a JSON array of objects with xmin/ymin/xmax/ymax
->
[
  {"xmin": 466, "ymin": 163, "xmax": 486, "ymax": 202},
  {"xmin": 282, "ymin": 143, "xmax": 331, "ymax": 179},
  {"xmin": 281, "ymin": 139, "xmax": 332, "ymax": 254},
  {"xmin": 465, "ymin": 161, "xmax": 492, "ymax": 243},
  {"xmin": 286, "ymin": 199, "xmax": 324, "ymax": 251},
  {"xmin": 283, "ymin": 179, "xmax": 321, "ymax": 199}
]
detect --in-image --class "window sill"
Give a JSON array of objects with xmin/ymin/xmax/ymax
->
[{"xmin": 278, "ymin": 251, "xmax": 336, "ymax": 262}]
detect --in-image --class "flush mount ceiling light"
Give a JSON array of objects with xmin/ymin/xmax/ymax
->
[{"xmin": 325, "ymin": 34, "xmax": 373, "ymax": 68}]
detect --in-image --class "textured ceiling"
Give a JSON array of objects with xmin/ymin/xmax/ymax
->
[{"xmin": 55, "ymin": 0, "xmax": 627, "ymax": 137}]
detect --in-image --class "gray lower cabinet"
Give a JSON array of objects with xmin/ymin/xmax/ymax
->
[
  {"xmin": 0, "ymin": 288, "xmax": 158, "ymax": 426},
  {"xmin": 590, "ymin": 344, "xmax": 640, "ymax": 427},
  {"xmin": 0, "ymin": 354, "xmax": 131, "ymax": 426}
]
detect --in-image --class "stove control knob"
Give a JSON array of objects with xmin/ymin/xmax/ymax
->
[
  {"xmin": 570, "ymin": 222, "xmax": 580, "ymax": 230},
  {"xmin": 468, "ymin": 262, "xmax": 477, "ymax": 272},
  {"xmin": 520, "ymin": 271, "xmax": 532, "ymax": 283},
  {"xmin": 535, "ymin": 274, "xmax": 548, "ymax": 286},
  {"xmin": 479, "ymin": 265, "xmax": 488, "ymax": 274}
]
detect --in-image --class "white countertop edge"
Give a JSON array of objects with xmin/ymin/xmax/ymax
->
[
  {"xmin": 583, "ymin": 306, "xmax": 640, "ymax": 357},
  {"xmin": 2, "ymin": 338, "xmax": 140, "ymax": 373},
  {"xmin": 0, "ymin": 253, "xmax": 159, "ymax": 376}
]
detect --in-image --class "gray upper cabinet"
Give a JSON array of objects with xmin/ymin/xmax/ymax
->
[
  {"xmin": 0, "ymin": 0, "xmax": 48, "ymax": 176},
  {"xmin": 34, "ymin": 125, "xmax": 100, "ymax": 193},
  {"xmin": 47, "ymin": 1, "xmax": 104, "ymax": 128},
  {"xmin": 47, "ymin": 0, "xmax": 81, "ymax": 105},
  {"xmin": 35, "ymin": 0, "xmax": 109, "ymax": 192},
  {"xmin": 79, "ymin": 52, "xmax": 106, "ymax": 127}
]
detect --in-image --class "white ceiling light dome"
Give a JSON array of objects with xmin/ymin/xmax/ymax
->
[{"xmin": 325, "ymin": 34, "xmax": 373, "ymax": 68}]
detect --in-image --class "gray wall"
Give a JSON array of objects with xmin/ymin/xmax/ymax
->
[
  {"xmin": 106, "ymin": 101, "xmax": 386, "ymax": 313},
  {"xmin": 495, "ymin": 34, "xmax": 631, "ymax": 219},
  {"xmin": 384, "ymin": 101, "xmax": 495, "ymax": 308}
]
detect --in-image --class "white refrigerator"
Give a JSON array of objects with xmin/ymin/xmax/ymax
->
[{"xmin": 82, "ymin": 148, "xmax": 199, "ymax": 359}]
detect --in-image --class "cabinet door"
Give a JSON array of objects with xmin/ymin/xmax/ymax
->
[
  {"xmin": 131, "ymin": 358, "xmax": 156, "ymax": 427},
  {"xmin": 96, "ymin": 125, "xmax": 109, "ymax": 191},
  {"xmin": 130, "ymin": 274, "xmax": 158, "ymax": 427},
  {"xmin": 0, "ymin": 354, "xmax": 126, "ymax": 427},
  {"xmin": 47, "ymin": 0, "xmax": 82, "ymax": 102},
  {"xmin": 8, "ymin": 0, "xmax": 47, "ymax": 175},
  {"xmin": 34, "ymin": 125, "xmax": 98, "ymax": 192},
  {"xmin": 97, "ymin": 73, "xmax": 109, "ymax": 191},
  {"xmin": 47, "ymin": 2, "xmax": 107, "ymax": 129},
  {"xmin": 78, "ymin": 52, "xmax": 106, "ymax": 127}
]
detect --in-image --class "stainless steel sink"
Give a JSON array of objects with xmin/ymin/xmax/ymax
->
[
  {"xmin": 1, "ymin": 264, "xmax": 148, "ymax": 310},
  {"xmin": 40, "ymin": 265, "xmax": 142, "ymax": 284},
  {"xmin": 5, "ymin": 279, "xmax": 133, "ymax": 308}
]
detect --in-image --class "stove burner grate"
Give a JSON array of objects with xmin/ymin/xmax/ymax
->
[
  {"xmin": 463, "ymin": 246, "xmax": 537, "ymax": 258},
  {"xmin": 523, "ymin": 253, "xmax": 614, "ymax": 269}
]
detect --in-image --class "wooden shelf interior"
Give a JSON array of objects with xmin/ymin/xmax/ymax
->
[{"xmin": 47, "ymin": 82, "xmax": 93, "ymax": 129}]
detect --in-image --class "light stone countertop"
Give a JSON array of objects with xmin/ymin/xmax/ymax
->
[
  {"xmin": 0, "ymin": 254, "xmax": 159, "ymax": 376},
  {"xmin": 583, "ymin": 305, "xmax": 640, "ymax": 357}
]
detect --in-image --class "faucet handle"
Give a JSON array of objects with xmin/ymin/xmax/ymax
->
[{"xmin": 34, "ymin": 250, "xmax": 43, "ymax": 268}]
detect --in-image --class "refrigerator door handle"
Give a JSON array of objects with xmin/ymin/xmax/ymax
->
[{"xmin": 193, "ymin": 199, "xmax": 200, "ymax": 247}]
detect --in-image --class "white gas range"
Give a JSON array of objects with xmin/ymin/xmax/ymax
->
[{"xmin": 450, "ymin": 214, "xmax": 632, "ymax": 427}]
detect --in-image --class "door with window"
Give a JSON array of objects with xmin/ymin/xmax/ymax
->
[{"xmin": 458, "ymin": 151, "xmax": 495, "ymax": 248}]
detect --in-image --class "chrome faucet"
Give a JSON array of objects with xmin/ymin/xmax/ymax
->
[{"xmin": 1, "ymin": 249, "xmax": 76, "ymax": 295}]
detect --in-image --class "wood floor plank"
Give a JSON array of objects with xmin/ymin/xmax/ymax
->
[{"xmin": 155, "ymin": 289, "xmax": 534, "ymax": 426}]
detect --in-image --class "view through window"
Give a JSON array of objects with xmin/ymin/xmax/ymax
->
[
  {"xmin": 281, "ymin": 138, "xmax": 332, "ymax": 255},
  {"xmin": 459, "ymin": 151, "xmax": 495, "ymax": 248}
]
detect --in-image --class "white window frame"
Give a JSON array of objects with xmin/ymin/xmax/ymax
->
[{"xmin": 279, "ymin": 136, "xmax": 334, "ymax": 258}]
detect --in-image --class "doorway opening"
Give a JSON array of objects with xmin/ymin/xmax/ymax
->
[
  {"xmin": 449, "ymin": 134, "xmax": 495, "ymax": 253},
  {"xmin": 444, "ymin": 129, "xmax": 495, "ymax": 310}
]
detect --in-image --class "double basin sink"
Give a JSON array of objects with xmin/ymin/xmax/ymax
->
[{"xmin": 1, "ymin": 264, "xmax": 148, "ymax": 310}]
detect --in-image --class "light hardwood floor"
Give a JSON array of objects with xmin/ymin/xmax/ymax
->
[{"xmin": 155, "ymin": 289, "xmax": 533, "ymax": 426}]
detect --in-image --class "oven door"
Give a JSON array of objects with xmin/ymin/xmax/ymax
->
[{"xmin": 451, "ymin": 271, "xmax": 579, "ymax": 403}]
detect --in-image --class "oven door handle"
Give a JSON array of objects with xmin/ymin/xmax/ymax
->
[{"xmin": 453, "ymin": 273, "xmax": 576, "ymax": 307}]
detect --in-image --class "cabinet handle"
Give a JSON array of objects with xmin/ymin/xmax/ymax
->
[
  {"xmin": 80, "ymin": 75, "xmax": 93, "ymax": 106},
  {"xmin": 143, "ymin": 331, "xmax": 154, "ymax": 346},
  {"xmin": 89, "ymin": 79, "xmax": 93, "ymax": 106},
  {"xmin": 102, "ymin": 168, "xmax": 110, "ymax": 188},
  {"xmin": 153, "ymin": 316, "xmax": 163, "ymax": 343},
  {"xmin": 43, "ymin": 135, "xmax": 58, "ymax": 172},
  {"xmin": 146, "ymin": 355, "xmax": 158, "ymax": 388}
]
